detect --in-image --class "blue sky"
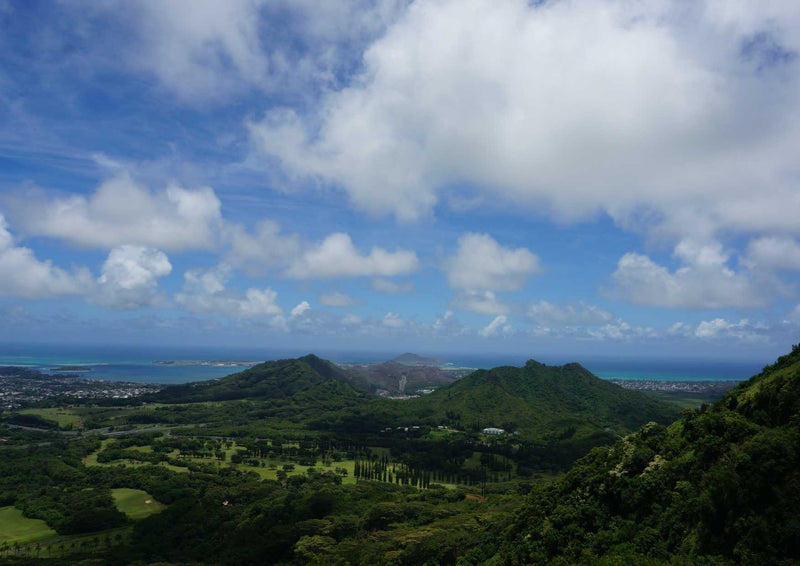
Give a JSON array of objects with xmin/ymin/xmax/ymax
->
[{"xmin": 1, "ymin": 0, "xmax": 800, "ymax": 361}]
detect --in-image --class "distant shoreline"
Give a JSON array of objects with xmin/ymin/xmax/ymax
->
[
  {"xmin": 610, "ymin": 379, "xmax": 741, "ymax": 394},
  {"xmin": 153, "ymin": 360, "xmax": 261, "ymax": 368}
]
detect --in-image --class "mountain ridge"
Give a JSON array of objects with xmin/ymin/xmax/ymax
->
[{"xmin": 501, "ymin": 344, "xmax": 800, "ymax": 564}]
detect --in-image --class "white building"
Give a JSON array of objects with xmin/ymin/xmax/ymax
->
[{"xmin": 482, "ymin": 427, "xmax": 505, "ymax": 435}]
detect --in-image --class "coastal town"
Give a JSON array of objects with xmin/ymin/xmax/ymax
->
[{"xmin": 0, "ymin": 367, "xmax": 161, "ymax": 409}]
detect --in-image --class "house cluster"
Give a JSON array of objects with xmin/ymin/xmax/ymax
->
[{"xmin": 481, "ymin": 427, "xmax": 505, "ymax": 435}]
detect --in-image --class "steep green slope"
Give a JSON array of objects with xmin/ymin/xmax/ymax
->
[
  {"xmin": 148, "ymin": 354, "xmax": 367, "ymax": 404},
  {"xmin": 500, "ymin": 345, "xmax": 800, "ymax": 565},
  {"xmin": 409, "ymin": 360, "xmax": 678, "ymax": 439}
]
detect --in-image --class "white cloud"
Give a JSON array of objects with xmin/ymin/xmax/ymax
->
[
  {"xmin": 479, "ymin": 315, "xmax": 512, "ymax": 338},
  {"xmin": 175, "ymin": 265, "xmax": 283, "ymax": 318},
  {"xmin": 382, "ymin": 312, "xmax": 405, "ymax": 328},
  {"xmin": 693, "ymin": 318, "xmax": 765, "ymax": 342},
  {"xmin": 527, "ymin": 300, "xmax": 613, "ymax": 326},
  {"xmin": 667, "ymin": 321, "xmax": 690, "ymax": 336},
  {"xmin": 744, "ymin": 236, "xmax": 800, "ymax": 271},
  {"xmin": 451, "ymin": 290, "xmax": 510, "ymax": 316},
  {"xmin": 432, "ymin": 310, "xmax": 464, "ymax": 334},
  {"xmin": 224, "ymin": 220, "xmax": 303, "ymax": 275},
  {"xmin": 319, "ymin": 291, "xmax": 356, "ymax": 307},
  {"xmin": 94, "ymin": 245, "xmax": 172, "ymax": 309},
  {"xmin": 443, "ymin": 233, "xmax": 540, "ymax": 291},
  {"xmin": 371, "ymin": 277, "xmax": 414, "ymax": 294},
  {"xmin": 610, "ymin": 240, "xmax": 771, "ymax": 309},
  {"xmin": 0, "ymin": 214, "xmax": 93, "ymax": 298},
  {"xmin": 290, "ymin": 300, "xmax": 311, "ymax": 318},
  {"xmin": 586, "ymin": 320, "xmax": 657, "ymax": 342},
  {"xmin": 9, "ymin": 174, "xmax": 221, "ymax": 251},
  {"xmin": 341, "ymin": 313, "xmax": 363, "ymax": 326},
  {"xmin": 86, "ymin": 0, "xmax": 406, "ymax": 104},
  {"xmin": 286, "ymin": 232, "xmax": 418, "ymax": 279},
  {"xmin": 126, "ymin": 0, "xmax": 269, "ymax": 102},
  {"xmin": 249, "ymin": 0, "xmax": 800, "ymax": 242}
]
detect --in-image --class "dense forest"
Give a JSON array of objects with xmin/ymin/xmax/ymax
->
[{"xmin": 0, "ymin": 348, "xmax": 797, "ymax": 564}]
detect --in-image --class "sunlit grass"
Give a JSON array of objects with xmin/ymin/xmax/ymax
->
[
  {"xmin": 0, "ymin": 506, "xmax": 57, "ymax": 545},
  {"xmin": 111, "ymin": 489, "xmax": 165, "ymax": 520}
]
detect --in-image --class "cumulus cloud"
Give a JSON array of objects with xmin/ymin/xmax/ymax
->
[
  {"xmin": 319, "ymin": 291, "xmax": 356, "ymax": 307},
  {"xmin": 744, "ymin": 236, "xmax": 800, "ymax": 271},
  {"xmin": 98, "ymin": 0, "xmax": 406, "ymax": 104},
  {"xmin": 341, "ymin": 313, "xmax": 363, "ymax": 326},
  {"xmin": 382, "ymin": 312, "xmax": 405, "ymax": 328},
  {"xmin": 124, "ymin": 0, "xmax": 271, "ymax": 102},
  {"xmin": 94, "ymin": 245, "xmax": 172, "ymax": 309},
  {"xmin": 286, "ymin": 232, "xmax": 418, "ymax": 279},
  {"xmin": 451, "ymin": 290, "xmax": 510, "ymax": 316},
  {"xmin": 0, "ymin": 214, "xmax": 93, "ymax": 298},
  {"xmin": 175, "ymin": 265, "xmax": 283, "ymax": 318},
  {"xmin": 586, "ymin": 320, "xmax": 657, "ymax": 341},
  {"xmin": 432, "ymin": 310, "xmax": 464, "ymax": 334},
  {"xmin": 224, "ymin": 220, "xmax": 303, "ymax": 275},
  {"xmin": 371, "ymin": 277, "xmax": 414, "ymax": 294},
  {"xmin": 693, "ymin": 318, "xmax": 765, "ymax": 342},
  {"xmin": 8, "ymin": 174, "xmax": 221, "ymax": 251},
  {"xmin": 443, "ymin": 233, "xmax": 540, "ymax": 291},
  {"xmin": 610, "ymin": 240, "xmax": 772, "ymax": 309},
  {"xmin": 290, "ymin": 300, "xmax": 311, "ymax": 318},
  {"xmin": 479, "ymin": 315, "xmax": 512, "ymax": 338},
  {"xmin": 665, "ymin": 317, "xmax": 769, "ymax": 342},
  {"xmin": 249, "ymin": 0, "xmax": 800, "ymax": 243},
  {"xmin": 527, "ymin": 300, "xmax": 613, "ymax": 326}
]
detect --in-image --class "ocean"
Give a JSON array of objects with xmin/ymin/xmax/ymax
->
[{"xmin": 0, "ymin": 343, "xmax": 765, "ymax": 385}]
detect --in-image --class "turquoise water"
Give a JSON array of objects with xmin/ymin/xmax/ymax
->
[{"xmin": 0, "ymin": 343, "xmax": 764, "ymax": 384}]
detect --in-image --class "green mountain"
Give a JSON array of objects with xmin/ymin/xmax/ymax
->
[
  {"xmin": 501, "ymin": 345, "xmax": 800, "ymax": 565},
  {"xmin": 409, "ymin": 360, "xmax": 678, "ymax": 439},
  {"xmin": 149, "ymin": 354, "xmax": 367, "ymax": 404}
]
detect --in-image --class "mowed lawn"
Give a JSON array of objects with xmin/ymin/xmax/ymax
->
[
  {"xmin": 0, "ymin": 506, "xmax": 57, "ymax": 544},
  {"xmin": 111, "ymin": 489, "xmax": 165, "ymax": 520},
  {"xmin": 19, "ymin": 408, "xmax": 82, "ymax": 428}
]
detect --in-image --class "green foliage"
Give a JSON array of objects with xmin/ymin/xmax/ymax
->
[
  {"xmin": 147, "ymin": 355, "xmax": 367, "ymax": 405},
  {"xmin": 501, "ymin": 346, "xmax": 800, "ymax": 565},
  {"xmin": 7, "ymin": 350, "xmax": 798, "ymax": 565}
]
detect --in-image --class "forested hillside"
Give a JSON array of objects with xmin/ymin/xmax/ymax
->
[
  {"xmin": 499, "ymin": 345, "xmax": 800, "ymax": 565},
  {"xmin": 6, "ymin": 350, "xmax": 773, "ymax": 565},
  {"xmin": 148, "ymin": 354, "xmax": 368, "ymax": 404},
  {"xmin": 412, "ymin": 360, "xmax": 677, "ymax": 436}
]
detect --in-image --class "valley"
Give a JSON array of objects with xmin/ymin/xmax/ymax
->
[{"xmin": 0, "ymin": 348, "xmax": 797, "ymax": 564}]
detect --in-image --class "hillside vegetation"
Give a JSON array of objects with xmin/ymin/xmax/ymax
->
[
  {"xmin": 148, "ymin": 354, "xmax": 368, "ymax": 404},
  {"xmin": 499, "ymin": 345, "xmax": 800, "ymax": 565},
  {"xmin": 412, "ymin": 360, "xmax": 677, "ymax": 436},
  {"xmin": 8, "ymin": 349, "xmax": 790, "ymax": 565}
]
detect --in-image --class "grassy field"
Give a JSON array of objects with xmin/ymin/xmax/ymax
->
[
  {"xmin": 18, "ymin": 408, "xmax": 82, "ymax": 429},
  {"xmin": 111, "ymin": 487, "xmax": 165, "ymax": 520},
  {"xmin": 0, "ymin": 506, "xmax": 57, "ymax": 545},
  {"xmin": 84, "ymin": 438, "xmax": 503, "ymax": 488},
  {"xmin": 111, "ymin": 489, "xmax": 165, "ymax": 520},
  {"xmin": 175, "ymin": 447, "xmax": 358, "ymax": 484},
  {"xmin": 647, "ymin": 391, "xmax": 724, "ymax": 410},
  {"xmin": 82, "ymin": 439, "xmax": 113, "ymax": 465}
]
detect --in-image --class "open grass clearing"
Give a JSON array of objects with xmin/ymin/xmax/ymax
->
[
  {"xmin": 82, "ymin": 439, "xmax": 113, "ymax": 466},
  {"xmin": 18, "ymin": 408, "xmax": 82, "ymax": 429},
  {"xmin": 0, "ymin": 506, "xmax": 57, "ymax": 545},
  {"xmin": 111, "ymin": 489, "xmax": 165, "ymax": 520}
]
